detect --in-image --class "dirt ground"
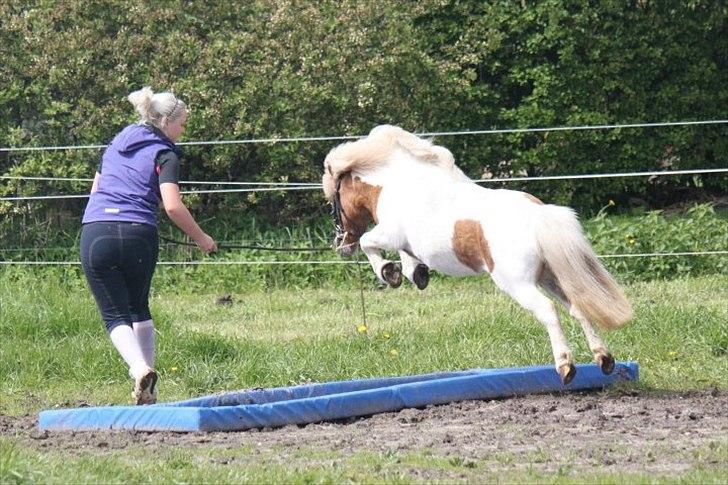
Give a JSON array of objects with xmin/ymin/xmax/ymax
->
[{"xmin": 2, "ymin": 389, "xmax": 726, "ymax": 477}]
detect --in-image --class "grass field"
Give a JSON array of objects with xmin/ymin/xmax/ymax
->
[{"xmin": 1, "ymin": 271, "xmax": 726, "ymax": 482}]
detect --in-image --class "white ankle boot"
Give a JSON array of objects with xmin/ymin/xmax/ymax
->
[{"xmin": 131, "ymin": 367, "xmax": 158, "ymax": 405}]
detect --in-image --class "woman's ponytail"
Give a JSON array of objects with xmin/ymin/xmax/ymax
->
[{"xmin": 128, "ymin": 87, "xmax": 185, "ymax": 128}]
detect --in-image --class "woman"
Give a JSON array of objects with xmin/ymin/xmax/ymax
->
[{"xmin": 80, "ymin": 87, "xmax": 217, "ymax": 405}]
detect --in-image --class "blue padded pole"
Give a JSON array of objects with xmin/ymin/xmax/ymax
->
[
  {"xmin": 164, "ymin": 365, "xmax": 546, "ymax": 408},
  {"xmin": 165, "ymin": 369, "xmax": 484, "ymax": 408},
  {"xmin": 195, "ymin": 362, "xmax": 638, "ymax": 431},
  {"xmin": 38, "ymin": 362, "xmax": 638, "ymax": 432}
]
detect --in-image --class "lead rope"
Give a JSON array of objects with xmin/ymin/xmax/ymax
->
[
  {"xmin": 159, "ymin": 234, "xmax": 330, "ymax": 252},
  {"xmin": 355, "ymin": 251, "xmax": 368, "ymax": 328},
  {"xmin": 332, "ymin": 178, "xmax": 367, "ymax": 326}
]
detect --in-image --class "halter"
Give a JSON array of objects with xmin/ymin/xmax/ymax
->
[{"xmin": 331, "ymin": 177, "xmax": 358, "ymax": 251}]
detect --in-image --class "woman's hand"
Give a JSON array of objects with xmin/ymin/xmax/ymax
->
[{"xmin": 195, "ymin": 233, "xmax": 218, "ymax": 254}]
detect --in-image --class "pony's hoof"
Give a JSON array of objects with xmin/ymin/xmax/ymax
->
[
  {"xmin": 413, "ymin": 264, "xmax": 429, "ymax": 290},
  {"xmin": 381, "ymin": 262, "xmax": 402, "ymax": 288},
  {"xmin": 558, "ymin": 363, "xmax": 576, "ymax": 385},
  {"xmin": 596, "ymin": 352, "xmax": 615, "ymax": 375}
]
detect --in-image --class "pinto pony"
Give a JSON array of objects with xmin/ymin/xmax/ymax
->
[{"xmin": 322, "ymin": 125, "xmax": 633, "ymax": 384}]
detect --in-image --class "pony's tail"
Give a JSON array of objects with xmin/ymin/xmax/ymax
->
[{"xmin": 536, "ymin": 205, "xmax": 633, "ymax": 330}]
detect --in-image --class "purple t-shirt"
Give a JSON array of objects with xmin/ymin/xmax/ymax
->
[{"xmin": 82, "ymin": 124, "xmax": 180, "ymax": 227}]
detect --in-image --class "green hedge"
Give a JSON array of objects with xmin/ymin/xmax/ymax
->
[{"xmin": 1, "ymin": 1, "xmax": 726, "ymax": 239}]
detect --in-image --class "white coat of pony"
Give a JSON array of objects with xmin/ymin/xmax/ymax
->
[{"xmin": 322, "ymin": 125, "xmax": 633, "ymax": 384}]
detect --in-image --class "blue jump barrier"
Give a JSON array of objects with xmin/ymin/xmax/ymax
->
[{"xmin": 39, "ymin": 362, "xmax": 638, "ymax": 432}]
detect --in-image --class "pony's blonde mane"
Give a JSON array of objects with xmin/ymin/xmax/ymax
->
[{"xmin": 322, "ymin": 125, "xmax": 467, "ymax": 200}]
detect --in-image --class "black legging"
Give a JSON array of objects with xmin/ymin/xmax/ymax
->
[{"xmin": 80, "ymin": 221, "xmax": 159, "ymax": 332}]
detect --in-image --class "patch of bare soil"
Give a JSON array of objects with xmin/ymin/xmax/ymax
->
[{"xmin": 2, "ymin": 389, "xmax": 726, "ymax": 476}]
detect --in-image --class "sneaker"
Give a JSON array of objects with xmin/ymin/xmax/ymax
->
[{"xmin": 132, "ymin": 368, "xmax": 158, "ymax": 405}]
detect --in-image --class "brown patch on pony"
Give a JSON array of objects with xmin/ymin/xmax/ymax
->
[
  {"xmin": 524, "ymin": 193, "xmax": 544, "ymax": 205},
  {"xmin": 338, "ymin": 173, "xmax": 382, "ymax": 237},
  {"xmin": 452, "ymin": 220, "xmax": 494, "ymax": 273}
]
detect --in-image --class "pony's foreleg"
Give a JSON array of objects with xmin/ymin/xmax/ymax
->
[
  {"xmin": 359, "ymin": 227, "xmax": 403, "ymax": 288},
  {"xmin": 398, "ymin": 251, "xmax": 429, "ymax": 290},
  {"xmin": 498, "ymin": 280, "xmax": 576, "ymax": 384}
]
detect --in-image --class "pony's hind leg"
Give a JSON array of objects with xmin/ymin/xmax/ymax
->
[
  {"xmin": 570, "ymin": 307, "xmax": 615, "ymax": 374},
  {"xmin": 538, "ymin": 268, "xmax": 615, "ymax": 374},
  {"xmin": 494, "ymin": 276, "xmax": 576, "ymax": 384},
  {"xmin": 399, "ymin": 250, "xmax": 429, "ymax": 290}
]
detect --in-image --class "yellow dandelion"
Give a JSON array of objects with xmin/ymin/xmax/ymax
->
[
  {"xmin": 356, "ymin": 324, "xmax": 368, "ymax": 334},
  {"xmin": 668, "ymin": 351, "xmax": 677, "ymax": 358},
  {"xmin": 171, "ymin": 366, "xmax": 178, "ymax": 372},
  {"xmin": 383, "ymin": 332, "xmax": 391, "ymax": 339},
  {"xmin": 389, "ymin": 349, "xmax": 398, "ymax": 357}
]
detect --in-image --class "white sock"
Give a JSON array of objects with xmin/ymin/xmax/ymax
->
[
  {"xmin": 132, "ymin": 319, "xmax": 156, "ymax": 368},
  {"xmin": 109, "ymin": 325, "xmax": 150, "ymax": 379}
]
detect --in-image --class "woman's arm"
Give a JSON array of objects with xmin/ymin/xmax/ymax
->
[{"xmin": 159, "ymin": 182, "xmax": 217, "ymax": 253}]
